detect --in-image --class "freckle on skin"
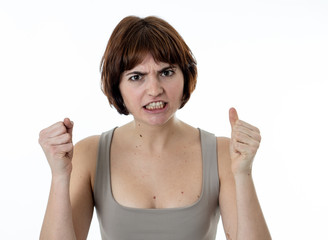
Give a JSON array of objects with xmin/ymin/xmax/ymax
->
[
  {"xmin": 181, "ymin": 191, "xmax": 184, "ymax": 194},
  {"xmin": 153, "ymin": 196, "xmax": 156, "ymax": 200},
  {"xmin": 140, "ymin": 134, "xmax": 142, "ymax": 137}
]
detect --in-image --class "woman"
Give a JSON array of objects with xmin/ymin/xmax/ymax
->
[{"xmin": 39, "ymin": 16, "xmax": 271, "ymax": 240}]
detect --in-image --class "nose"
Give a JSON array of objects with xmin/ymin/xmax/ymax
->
[{"xmin": 146, "ymin": 75, "xmax": 163, "ymax": 97}]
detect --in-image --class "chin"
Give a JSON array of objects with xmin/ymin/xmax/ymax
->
[{"xmin": 138, "ymin": 114, "xmax": 176, "ymax": 127}]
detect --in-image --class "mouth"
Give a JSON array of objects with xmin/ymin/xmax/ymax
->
[{"xmin": 144, "ymin": 101, "xmax": 167, "ymax": 110}]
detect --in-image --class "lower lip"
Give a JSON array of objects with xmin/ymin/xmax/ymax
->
[{"xmin": 143, "ymin": 103, "xmax": 168, "ymax": 114}]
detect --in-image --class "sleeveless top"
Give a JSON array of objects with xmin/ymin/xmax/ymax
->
[{"xmin": 94, "ymin": 128, "xmax": 220, "ymax": 240}]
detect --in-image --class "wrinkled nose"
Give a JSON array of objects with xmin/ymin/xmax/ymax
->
[{"xmin": 146, "ymin": 76, "xmax": 163, "ymax": 97}]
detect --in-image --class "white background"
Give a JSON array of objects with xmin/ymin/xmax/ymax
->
[{"xmin": 1, "ymin": 0, "xmax": 327, "ymax": 239}]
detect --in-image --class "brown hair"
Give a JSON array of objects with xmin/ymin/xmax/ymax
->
[{"xmin": 100, "ymin": 16, "xmax": 197, "ymax": 115}]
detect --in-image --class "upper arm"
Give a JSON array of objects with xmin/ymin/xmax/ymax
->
[
  {"xmin": 69, "ymin": 135, "xmax": 99, "ymax": 240},
  {"xmin": 217, "ymin": 137, "xmax": 238, "ymax": 240}
]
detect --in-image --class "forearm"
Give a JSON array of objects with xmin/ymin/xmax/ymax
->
[
  {"xmin": 234, "ymin": 173, "xmax": 271, "ymax": 240},
  {"xmin": 40, "ymin": 175, "xmax": 76, "ymax": 240}
]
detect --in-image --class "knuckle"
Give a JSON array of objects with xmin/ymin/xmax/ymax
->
[
  {"xmin": 250, "ymin": 140, "xmax": 258, "ymax": 147},
  {"xmin": 65, "ymin": 133, "xmax": 72, "ymax": 143},
  {"xmin": 62, "ymin": 132, "xmax": 69, "ymax": 141},
  {"xmin": 39, "ymin": 128, "xmax": 48, "ymax": 140},
  {"xmin": 39, "ymin": 129, "xmax": 44, "ymax": 138},
  {"xmin": 41, "ymin": 140, "xmax": 51, "ymax": 150},
  {"xmin": 235, "ymin": 131, "xmax": 242, "ymax": 138},
  {"xmin": 234, "ymin": 126, "xmax": 241, "ymax": 133},
  {"xmin": 68, "ymin": 143, "xmax": 74, "ymax": 150},
  {"xmin": 39, "ymin": 135, "xmax": 47, "ymax": 145},
  {"xmin": 55, "ymin": 121, "xmax": 64, "ymax": 127},
  {"xmin": 231, "ymin": 131, "xmax": 236, "ymax": 138},
  {"xmin": 40, "ymin": 140, "xmax": 48, "ymax": 149},
  {"xmin": 66, "ymin": 132, "xmax": 72, "ymax": 139},
  {"xmin": 232, "ymin": 133, "xmax": 238, "ymax": 141},
  {"xmin": 234, "ymin": 141, "xmax": 240, "ymax": 148},
  {"xmin": 49, "ymin": 145, "xmax": 57, "ymax": 155},
  {"xmin": 59, "ymin": 125, "xmax": 66, "ymax": 134},
  {"xmin": 250, "ymin": 148, "xmax": 257, "ymax": 154}
]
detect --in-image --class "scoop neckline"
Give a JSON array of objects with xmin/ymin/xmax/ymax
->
[{"xmin": 107, "ymin": 127, "xmax": 205, "ymax": 212}]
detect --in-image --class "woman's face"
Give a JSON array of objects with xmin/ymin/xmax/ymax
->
[{"xmin": 119, "ymin": 53, "xmax": 184, "ymax": 126}]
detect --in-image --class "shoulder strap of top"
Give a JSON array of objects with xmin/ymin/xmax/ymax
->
[
  {"xmin": 94, "ymin": 128, "xmax": 115, "ymax": 209},
  {"xmin": 199, "ymin": 129, "xmax": 219, "ymax": 202}
]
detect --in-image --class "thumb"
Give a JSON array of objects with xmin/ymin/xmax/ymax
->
[
  {"xmin": 63, "ymin": 118, "xmax": 74, "ymax": 139},
  {"xmin": 229, "ymin": 107, "xmax": 239, "ymax": 128}
]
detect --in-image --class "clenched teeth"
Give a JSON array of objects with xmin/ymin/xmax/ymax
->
[{"xmin": 145, "ymin": 101, "xmax": 165, "ymax": 110}]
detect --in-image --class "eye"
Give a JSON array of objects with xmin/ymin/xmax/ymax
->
[
  {"xmin": 161, "ymin": 69, "xmax": 175, "ymax": 77},
  {"xmin": 129, "ymin": 74, "xmax": 142, "ymax": 81}
]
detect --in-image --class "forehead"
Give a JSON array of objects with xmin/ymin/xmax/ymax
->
[{"xmin": 127, "ymin": 54, "xmax": 171, "ymax": 71}]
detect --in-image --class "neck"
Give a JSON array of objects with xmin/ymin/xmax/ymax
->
[{"xmin": 129, "ymin": 116, "xmax": 182, "ymax": 152}]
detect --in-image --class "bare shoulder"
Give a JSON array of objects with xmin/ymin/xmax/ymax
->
[
  {"xmin": 71, "ymin": 135, "xmax": 100, "ymax": 189},
  {"xmin": 74, "ymin": 135, "xmax": 100, "ymax": 153},
  {"xmin": 72, "ymin": 135, "xmax": 100, "ymax": 166},
  {"xmin": 70, "ymin": 135, "xmax": 100, "ymax": 238}
]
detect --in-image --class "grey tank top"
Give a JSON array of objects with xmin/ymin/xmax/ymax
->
[{"xmin": 94, "ymin": 128, "xmax": 220, "ymax": 240}]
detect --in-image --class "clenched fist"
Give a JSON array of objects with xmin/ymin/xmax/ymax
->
[
  {"xmin": 39, "ymin": 118, "xmax": 74, "ymax": 177},
  {"xmin": 229, "ymin": 108, "xmax": 261, "ymax": 175}
]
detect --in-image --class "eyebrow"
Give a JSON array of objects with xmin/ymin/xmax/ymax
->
[
  {"xmin": 125, "ymin": 65, "xmax": 176, "ymax": 76},
  {"xmin": 125, "ymin": 71, "xmax": 146, "ymax": 76}
]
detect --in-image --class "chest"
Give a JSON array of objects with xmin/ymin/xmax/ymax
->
[{"xmin": 110, "ymin": 142, "xmax": 203, "ymax": 209}]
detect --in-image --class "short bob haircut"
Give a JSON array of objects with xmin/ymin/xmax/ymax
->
[{"xmin": 100, "ymin": 16, "xmax": 197, "ymax": 115}]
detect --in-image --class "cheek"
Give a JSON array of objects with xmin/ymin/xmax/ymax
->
[
  {"xmin": 120, "ymin": 85, "xmax": 141, "ymax": 109},
  {"xmin": 175, "ymin": 78, "xmax": 185, "ymax": 98},
  {"xmin": 119, "ymin": 84, "xmax": 131, "ymax": 106},
  {"xmin": 166, "ymin": 80, "xmax": 184, "ymax": 105}
]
